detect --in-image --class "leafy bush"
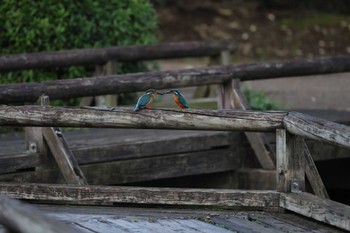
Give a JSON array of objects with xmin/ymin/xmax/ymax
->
[
  {"xmin": 242, "ymin": 86, "xmax": 280, "ymax": 110},
  {"xmin": 0, "ymin": 0, "xmax": 157, "ymax": 103}
]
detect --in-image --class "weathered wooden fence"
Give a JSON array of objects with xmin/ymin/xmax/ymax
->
[
  {"xmin": 0, "ymin": 40, "xmax": 236, "ymax": 72},
  {"xmin": 0, "ymin": 105, "xmax": 349, "ymax": 230},
  {"xmin": 0, "ymin": 43, "xmax": 350, "ymax": 231},
  {"xmin": 1, "ymin": 55, "xmax": 350, "ymax": 103}
]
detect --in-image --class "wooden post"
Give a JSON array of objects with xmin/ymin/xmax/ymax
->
[
  {"xmin": 276, "ymin": 129, "xmax": 305, "ymax": 193},
  {"xmin": 95, "ymin": 60, "xmax": 118, "ymax": 107},
  {"xmin": 25, "ymin": 96, "xmax": 49, "ymax": 154},
  {"xmin": 194, "ymin": 50, "xmax": 230, "ymax": 98},
  {"xmin": 42, "ymin": 127, "xmax": 88, "ymax": 185},
  {"xmin": 218, "ymin": 79, "xmax": 276, "ymax": 169}
]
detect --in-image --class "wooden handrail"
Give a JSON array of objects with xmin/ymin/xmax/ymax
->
[
  {"xmin": 0, "ymin": 106, "xmax": 286, "ymax": 132},
  {"xmin": 1, "ymin": 55, "xmax": 349, "ymax": 104},
  {"xmin": 283, "ymin": 111, "xmax": 350, "ymax": 149},
  {"xmin": 0, "ymin": 105, "xmax": 349, "ymax": 149},
  {"xmin": 0, "ymin": 40, "xmax": 236, "ymax": 72}
]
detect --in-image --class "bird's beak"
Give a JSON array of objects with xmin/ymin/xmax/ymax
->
[{"xmin": 156, "ymin": 91, "xmax": 170, "ymax": 95}]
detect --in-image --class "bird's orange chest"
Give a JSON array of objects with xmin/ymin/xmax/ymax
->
[{"xmin": 173, "ymin": 94, "xmax": 184, "ymax": 108}]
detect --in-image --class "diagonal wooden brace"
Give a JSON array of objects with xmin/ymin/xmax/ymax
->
[
  {"xmin": 42, "ymin": 127, "xmax": 88, "ymax": 185},
  {"xmin": 218, "ymin": 79, "xmax": 276, "ymax": 169}
]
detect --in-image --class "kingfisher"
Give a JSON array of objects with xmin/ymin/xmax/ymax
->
[
  {"xmin": 134, "ymin": 89, "xmax": 160, "ymax": 112},
  {"xmin": 169, "ymin": 89, "xmax": 189, "ymax": 109}
]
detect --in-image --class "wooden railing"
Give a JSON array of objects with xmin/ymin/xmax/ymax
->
[
  {"xmin": 0, "ymin": 40, "xmax": 236, "ymax": 72},
  {"xmin": 0, "ymin": 105, "xmax": 349, "ymax": 230},
  {"xmin": 0, "ymin": 55, "xmax": 350, "ymax": 104},
  {"xmin": 0, "ymin": 44, "xmax": 350, "ymax": 231}
]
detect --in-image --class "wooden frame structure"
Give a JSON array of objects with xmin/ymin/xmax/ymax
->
[{"xmin": 0, "ymin": 43, "xmax": 350, "ymax": 231}]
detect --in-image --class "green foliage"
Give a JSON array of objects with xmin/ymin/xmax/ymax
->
[
  {"xmin": 242, "ymin": 86, "xmax": 280, "ymax": 110},
  {"xmin": 0, "ymin": 0, "xmax": 157, "ymax": 103}
]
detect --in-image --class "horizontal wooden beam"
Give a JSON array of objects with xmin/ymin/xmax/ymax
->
[
  {"xmin": 0, "ymin": 194, "xmax": 78, "ymax": 233},
  {"xmin": 0, "ymin": 40, "xmax": 236, "ymax": 72},
  {"xmin": 1, "ymin": 55, "xmax": 350, "ymax": 104},
  {"xmin": 0, "ymin": 183, "xmax": 280, "ymax": 208},
  {"xmin": 283, "ymin": 111, "xmax": 350, "ymax": 149},
  {"xmin": 0, "ymin": 106, "xmax": 286, "ymax": 131},
  {"xmin": 280, "ymin": 192, "xmax": 350, "ymax": 231}
]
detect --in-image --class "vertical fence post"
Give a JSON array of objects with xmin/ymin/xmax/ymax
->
[
  {"xmin": 25, "ymin": 96, "xmax": 50, "ymax": 164},
  {"xmin": 194, "ymin": 50, "xmax": 230, "ymax": 99},
  {"xmin": 276, "ymin": 129, "xmax": 305, "ymax": 192}
]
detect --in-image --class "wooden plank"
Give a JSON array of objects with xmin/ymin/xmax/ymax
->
[
  {"xmin": 218, "ymin": 79, "xmax": 275, "ymax": 169},
  {"xmin": 81, "ymin": 147, "xmax": 238, "ymax": 185},
  {"xmin": 235, "ymin": 169, "xmax": 276, "ymax": 190},
  {"xmin": 0, "ymin": 195, "xmax": 78, "ymax": 233},
  {"xmin": 0, "ymin": 147, "xmax": 239, "ymax": 185},
  {"xmin": 210, "ymin": 215, "xmax": 282, "ymax": 233},
  {"xmin": 302, "ymin": 141, "xmax": 329, "ymax": 199},
  {"xmin": 2, "ymin": 55, "xmax": 350, "ymax": 104},
  {"xmin": 0, "ymin": 183, "xmax": 281, "ymax": 208},
  {"xmin": 41, "ymin": 206, "xmax": 346, "ymax": 233},
  {"xmin": 284, "ymin": 111, "xmax": 350, "ymax": 149},
  {"xmin": 247, "ymin": 212, "xmax": 345, "ymax": 233},
  {"xmin": 0, "ymin": 106, "xmax": 286, "ymax": 132},
  {"xmin": 280, "ymin": 192, "xmax": 350, "ymax": 231},
  {"xmin": 0, "ymin": 153, "xmax": 39, "ymax": 174},
  {"xmin": 0, "ymin": 130, "xmax": 236, "ymax": 174},
  {"xmin": 42, "ymin": 127, "xmax": 87, "ymax": 185},
  {"xmin": 276, "ymin": 129, "xmax": 305, "ymax": 193},
  {"xmin": 0, "ymin": 41, "xmax": 236, "ymax": 72}
]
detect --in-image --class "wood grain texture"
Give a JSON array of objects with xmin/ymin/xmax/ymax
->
[
  {"xmin": 0, "ymin": 183, "xmax": 280, "ymax": 208},
  {"xmin": 302, "ymin": 141, "xmax": 329, "ymax": 199},
  {"xmin": 1, "ymin": 55, "xmax": 350, "ymax": 103},
  {"xmin": 0, "ymin": 106, "xmax": 286, "ymax": 132},
  {"xmin": 0, "ymin": 147, "xmax": 239, "ymax": 185},
  {"xmin": 0, "ymin": 130, "xmax": 237, "ymax": 174},
  {"xmin": 276, "ymin": 129, "xmax": 305, "ymax": 193},
  {"xmin": 40, "ymin": 206, "xmax": 345, "ymax": 233},
  {"xmin": 0, "ymin": 195, "xmax": 78, "ymax": 233},
  {"xmin": 283, "ymin": 111, "xmax": 350, "ymax": 149},
  {"xmin": 280, "ymin": 192, "xmax": 350, "ymax": 231},
  {"xmin": 217, "ymin": 79, "xmax": 275, "ymax": 169},
  {"xmin": 0, "ymin": 41, "xmax": 236, "ymax": 72},
  {"xmin": 42, "ymin": 128, "xmax": 87, "ymax": 185}
]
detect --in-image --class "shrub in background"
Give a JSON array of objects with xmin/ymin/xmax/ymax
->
[{"xmin": 0, "ymin": 0, "xmax": 157, "ymax": 104}]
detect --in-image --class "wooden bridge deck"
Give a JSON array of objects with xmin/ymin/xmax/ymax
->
[{"xmin": 0, "ymin": 204, "xmax": 344, "ymax": 233}]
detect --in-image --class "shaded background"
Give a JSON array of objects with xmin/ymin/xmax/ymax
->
[{"xmin": 152, "ymin": 0, "xmax": 350, "ymax": 111}]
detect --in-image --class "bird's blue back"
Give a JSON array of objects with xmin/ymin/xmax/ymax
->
[
  {"xmin": 134, "ymin": 93, "xmax": 152, "ymax": 111},
  {"xmin": 176, "ymin": 91, "xmax": 188, "ymax": 108}
]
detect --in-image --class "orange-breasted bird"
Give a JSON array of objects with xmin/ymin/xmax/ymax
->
[
  {"xmin": 134, "ymin": 89, "xmax": 160, "ymax": 112},
  {"xmin": 169, "ymin": 89, "xmax": 189, "ymax": 109}
]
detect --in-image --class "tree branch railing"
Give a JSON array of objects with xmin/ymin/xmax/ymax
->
[
  {"xmin": 0, "ymin": 41, "xmax": 236, "ymax": 72},
  {"xmin": 1, "ymin": 55, "xmax": 350, "ymax": 104},
  {"xmin": 0, "ymin": 106, "xmax": 348, "ymax": 149}
]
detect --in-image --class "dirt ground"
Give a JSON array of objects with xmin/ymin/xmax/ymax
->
[{"xmin": 152, "ymin": 1, "xmax": 350, "ymax": 111}]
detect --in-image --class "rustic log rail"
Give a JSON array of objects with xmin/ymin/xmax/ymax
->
[
  {"xmin": 1, "ymin": 55, "xmax": 350, "ymax": 104},
  {"xmin": 0, "ymin": 105, "xmax": 348, "ymax": 149},
  {"xmin": 0, "ymin": 183, "xmax": 349, "ymax": 231},
  {"xmin": 0, "ymin": 106, "xmax": 285, "ymax": 131},
  {"xmin": 0, "ymin": 41, "xmax": 236, "ymax": 72}
]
